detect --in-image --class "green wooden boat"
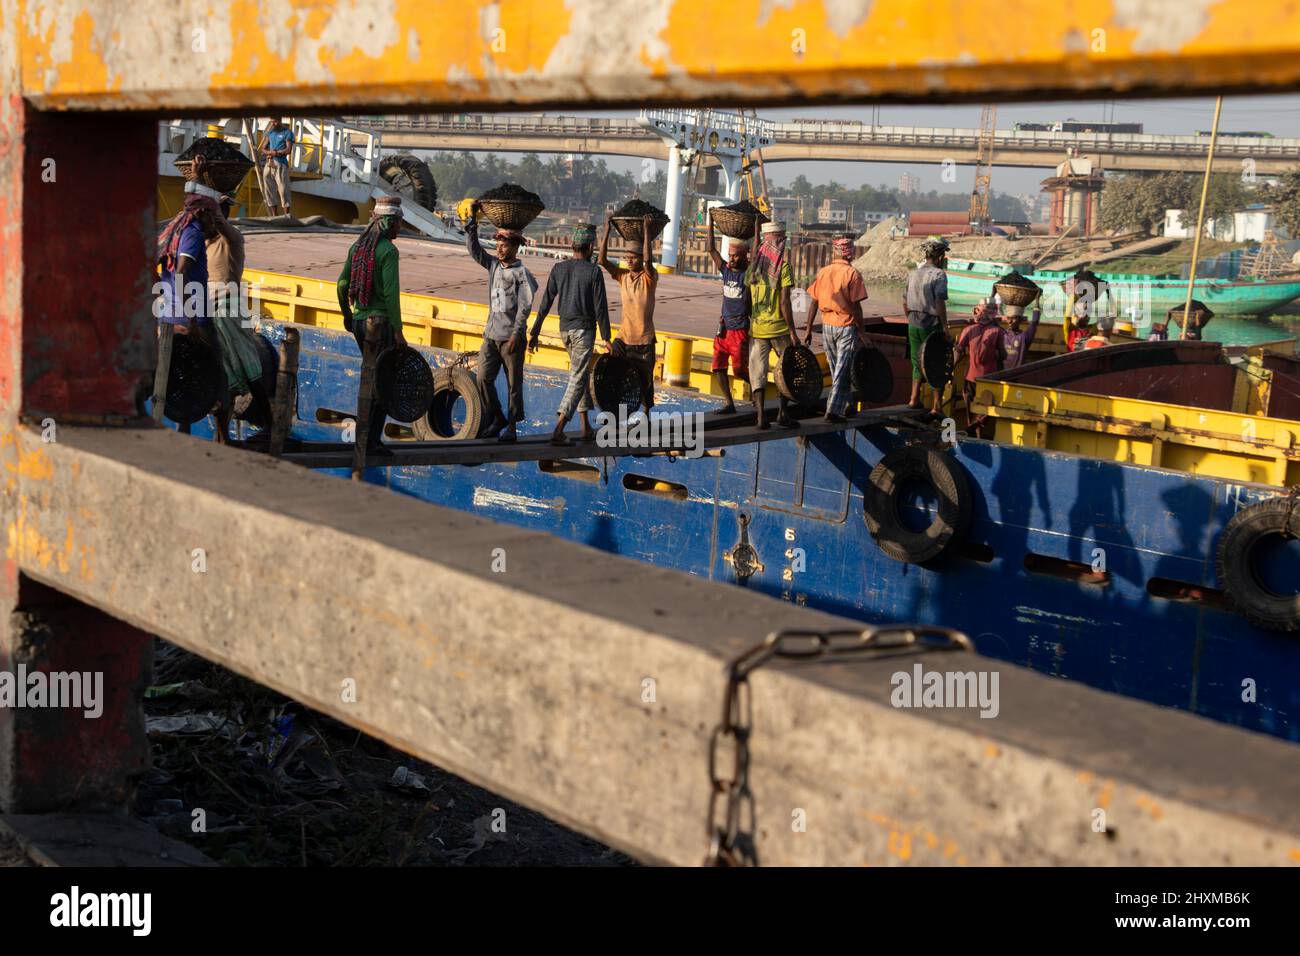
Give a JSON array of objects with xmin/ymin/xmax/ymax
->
[{"xmin": 946, "ymin": 258, "xmax": 1300, "ymax": 318}]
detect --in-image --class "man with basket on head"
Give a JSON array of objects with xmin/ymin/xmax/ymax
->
[
  {"xmin": 705, "ymin": 214, "xmax": 752, "ymax": 415},
  {"xmin": 745, "ymin": 219, "xmax": 800, "ymax": 430},
  {"xmin": 599, "ymin": 214, "xmax": 659, "ymax": 415},
  {"xmin": 337, "ymin": 195, "xmax": 407, "ymax": 458},
  {"xmin": 904, "ymin": 236, "xmax": 950, "ymax": 415},
  {"xmin": 803, "ymin": 234, "xmax": 869, "ymax": 424},
  {"xmin": 529, "ymin": 223, "xmax": 611, "ymax": 445},
  {"xmin": 157, "ymin": 178, "xmax": 224, "ymax": 437},
  {"xmin": 466, "ymin": 202, "xmax": 538, "ymax": 443}
]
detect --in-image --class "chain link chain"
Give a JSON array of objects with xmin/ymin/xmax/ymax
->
[{"xmin": 705, "ymin": 624, "xmax": 972, "ymax": 867}]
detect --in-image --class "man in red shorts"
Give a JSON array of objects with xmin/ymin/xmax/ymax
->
[{"xmin": 705, "ymin": 215, "xmax": 752, "ymax": 414}]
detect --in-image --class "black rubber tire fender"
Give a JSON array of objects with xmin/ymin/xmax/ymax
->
[
  {"xmin": 379, "ymin": 154, "xmax": 437, "ymax": 211},
  {"xmin": 864, "ymin": 446, "xmax": 972, "ymax": 564},
  {"xmin": 413, "ymin": 366, "xmax": 484, "ymax": 440},
  {"xmin": 1215, "ymin": 497, "xmax": 1300, "ymax": 632}
]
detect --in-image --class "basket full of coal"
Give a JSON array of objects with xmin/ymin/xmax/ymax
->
[
  {"xmin": 993, "ymin": 270, "xmax": 1041, "ymax": 309},
  {"xmin": 174, "ymin": 137, "xmax": 255, "ymax": 195},
  {"xmin": 477, "ymin": 184, "xmax": 545, "ymax": 230},
  {"xmin": 709, "ymin": 199, "xmax": 770, "ymax": 239},
  {"xmin": 610, "ymin": 198, "xmax": 670, "ymax": 244}
]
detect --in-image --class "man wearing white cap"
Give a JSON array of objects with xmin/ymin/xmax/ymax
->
[
  {"xmin": 745, "ymin": 219, "xmax": 799, "ymax": 429},
  {"xmin": 337, "ymin": 196, "xmax": 406, "ymax": 458}
]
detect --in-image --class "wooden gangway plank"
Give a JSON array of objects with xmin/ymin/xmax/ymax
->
[{"xmin": 275, "ymin": 406, "xmax": 922, "ymax": 469}]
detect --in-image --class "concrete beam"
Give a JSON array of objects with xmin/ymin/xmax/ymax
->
[
  {"xmin": 17, "ymin": 1, "xmax": 1300, "ymax": 112},
  {"xmin": 7, "ymin": 422, "xmax": 1300, "ymax": 865}
]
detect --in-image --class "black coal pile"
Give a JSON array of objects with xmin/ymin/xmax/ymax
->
[
  {"xmin": 613, "ymin": 198, "xmax": 667, "ymax": 220},
  {"xmin": 479, "ymin": 183, "xmax": 542, "ymax": 204},
  {"xmin": 994, "ymin": 271, "xmax": 1037, "ymax": 288},
  {"xmin": 718, "ymin": 199, "xmax": 764, "ymax": 216},
  {"xmin": 176, "ymin": 138, "xmax": 252, "ymax": 165}
]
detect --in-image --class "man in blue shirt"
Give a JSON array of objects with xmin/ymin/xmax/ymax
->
[
  {"xmin": 260, "ymin": 118, "xmax": 294, "ymax": 216},
  {"xmin": 705, "ymin": 216, "xmax": 752, "ymax": 414}
]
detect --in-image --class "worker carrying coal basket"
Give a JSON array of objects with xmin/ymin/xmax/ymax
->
[{"xmin": 337, "ymin": 195, "xmax": 407, "ymax": 458}]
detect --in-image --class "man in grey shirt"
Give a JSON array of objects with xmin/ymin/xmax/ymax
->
[
  {"xmin": 529, "ymin": 224, "xmax": 611, "ymax": 445},
  {"xmin": 903, "ymin": 237, "xmax": 950, "ymax": 414},
  {"xmin": 466, "ymin": 205, "xmax": 538, "ymax": 442}
]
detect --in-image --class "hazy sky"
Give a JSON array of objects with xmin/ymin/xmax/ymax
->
[{"xmin": 554, "ymin": 93, "xmax": 1300, "ymax": 200}]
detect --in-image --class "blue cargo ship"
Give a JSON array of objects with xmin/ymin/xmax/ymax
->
[{"xmin": 175, "ymin": 321, "xmax": 1300, "ymax": 744}]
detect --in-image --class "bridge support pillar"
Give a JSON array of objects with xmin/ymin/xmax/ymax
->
[
  {"xmin": 660, "ymin": 145, "xmax": 687, "ymax": 273},
  {"xmin": 0, "ymin": 96, "xmax": 157, "ymax": 813}
]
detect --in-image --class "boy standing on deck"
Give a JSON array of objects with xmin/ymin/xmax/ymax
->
[
  {"xmin": 903, "ymin": 237, "xmax": 949, "ymax": 414},
  {"xmin": 746, "ymin": 220, "xmax": 800, "ymax": 430},
  {"xmin": 337, "ymin": 196, "xmax": 406, "ymax": 458},
  {"xmin": 804, "ymin": 234, "xmax": 868, "ymax": 423},
  {"xmin": 467, "ymin": 203, "xmax": 538, "ymax": 443},
  {"xmin": 705, "ymin": 216, "xmax": 752, "ymax": 415},
  {"xmin": 599, "ymin": 214, "xmax": 658, "ymax": 414},
  {"xmin": 529, "ymin": 224, "xmax": 611, "ymax": 445}
]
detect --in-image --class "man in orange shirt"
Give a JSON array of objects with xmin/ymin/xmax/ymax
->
[
  {"xmin": 599, "ymin": 214, "xmax": 658, "ymax": 412},
  {"xmin": 804, "ymin": 235, "xmax": 868, "ymax": 423}
]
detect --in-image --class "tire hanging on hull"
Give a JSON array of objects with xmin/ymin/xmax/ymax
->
[
  {"xmin": 864, "ymin": 446, "xmax": 972, "ymax": 564},
  {"xmin": 413, "ymin": 366, "xmax": 484, "ymax": 441},
  {"xmin": 1215, "ymin": 495, "xmax": 1300, "ymax": 632}
]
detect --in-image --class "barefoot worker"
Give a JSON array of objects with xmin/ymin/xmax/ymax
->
[
  {"xmin": 599, "ymin": 214, "xmax": 659, "ymax": 414},
  {"xmin": 705, "ymin": 216, "xmax": 751, "ymax": 414},
  {"xmin": 903, "ymin": 236, "xmax": 949, "ymax": 414},
  {"xmin": 466, "ymin": 203, "xmax": 538, "ymax": 443},
  {"xmin": 337, "ymin": 195, "xmax": 406, "ymax": 459},
  {"xmin": 529, "ymin": 223, "xmax": 611, "ymax": 445},
  {"xmin": 746, "ymin": 219, "xmax": 799, "ymax": 430},
  {"xmin": 804, "ymin": 233, "xmax": 868, "ymax": 424}
]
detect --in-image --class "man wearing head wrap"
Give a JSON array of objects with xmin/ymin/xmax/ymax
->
[
  {"xmin": 705, "ymin": 214, "xmax": 752, "ymax": 414},
  {"xmin": 156, "ymin": 189, "xmax": 224, "ymax": 434},
  {"xmin": 1063, "ymin": 268, "xmax": 1112, "ymax": 351},
  {"xmin": 745, "ymin": 219, "xmax": 799, "ymax": 429},
  {"xmin": 467, "ymin": 202, "xmax": 538, "ymax": 442},
  {"xmin": 599, "ymin": 212, "xmax": 660, "ymax": 414},
  {"xmin": 953, "ymin": 298, "xmax": 1008, "ymax": 428},
  {"xmin": 804, "ymin": 234, "xmax": 868, "ymax": 423},
  {"xmin": 337, "ymin": 196, "xmax": 406, "ymax": 458},
  {"xmin": 903, "ymin": 236, "xmax": 950, "ymax": 413},
  {"xmin": 528, "ymin": 223, "xmax": 610, "ymax": 445},
  {"xmin": 206, "ymin": 196, "xmax": 271, "ymax": 430}
]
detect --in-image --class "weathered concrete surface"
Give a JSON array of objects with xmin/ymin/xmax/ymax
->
[
  {"xmin": 6, "ymin": 423, "xmax": 1300, "ymax": 865},
  {"xmin": 13, "ymin": 1, "xmax": 1300, "ymax": 112},
  {"xmin": 0, "ymin": 813, "xmax": 215, "ymax": 866}
]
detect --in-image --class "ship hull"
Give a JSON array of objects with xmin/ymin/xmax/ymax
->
[{"xmin": 192, "ymin": 323, "xmax": 1300, "ymax": 743}]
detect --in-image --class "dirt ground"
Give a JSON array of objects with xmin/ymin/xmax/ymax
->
[{"xmin": 132, "ymin": 640, "xmax": 635, "ymax": 867}]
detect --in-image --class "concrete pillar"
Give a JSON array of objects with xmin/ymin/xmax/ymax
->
[
  {"xmin": 660, "ymin": 144, "xmax": 686, "ymax": 273},
  {"xmin": 719, "ymin": 160, "xmax": 743, "ymax": 260},
  {"xmin": 0, "ymin": 96, "xmax": 157, "ymax": 811}
]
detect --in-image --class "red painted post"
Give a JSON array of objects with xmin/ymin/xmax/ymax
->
[{"xmin": 0, "ymin": 100, "xmax": 157, "ymax": 811}]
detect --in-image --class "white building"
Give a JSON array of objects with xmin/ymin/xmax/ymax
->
[{"xmin": 1163, "ymin": 205, "xmax": 1273, "ymax": 242}]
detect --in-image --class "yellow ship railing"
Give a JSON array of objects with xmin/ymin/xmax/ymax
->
[{"xmin": 970, "ymin": 379, "xmax": 1300, "ymax": 488}]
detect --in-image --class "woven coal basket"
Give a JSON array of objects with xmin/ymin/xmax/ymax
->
[
  {"xmin": 709, "ymin": 206, "xmax": 770, "ymax": 240},
  {"xmin": 851, "ymin": 345, "xmax": 894, "ymax": 405},
  {"xmin": 376, "ymin": 345, "xmax": 435, "ymax": 423},
  {"xmin": 479, "ymin": 199, "xmax": 545, "ymax": 231},
  {"xmin": 775, "ymin": 343, "xmax": 824, "ymax": 408},
  {"xmin": 164, "ymin": 333, "xmax": 223, "ymax": 425},
  {"xmin": 589, "ymin": 353, "xmax": 647, "ymax": 414},
  {"xmin": 611, "ymin": 214, "xmax": 670, "ymax": 245},
  {"xmin": 174, "ymin": 157, "xmax": 254, "ymax": 195},
  {"xmin": 993, "ymin": 279, "xmax": 1041, "ymax": 309}
]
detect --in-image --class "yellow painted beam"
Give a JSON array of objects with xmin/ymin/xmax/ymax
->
[{"xmin": 17, "ymin": 1, "xmax": 1300, "ymax": 112}]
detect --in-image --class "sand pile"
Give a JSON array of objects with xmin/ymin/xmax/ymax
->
[{"xmin": 853, "ymin": 232, "xmax": 1092, "ymax": 280}]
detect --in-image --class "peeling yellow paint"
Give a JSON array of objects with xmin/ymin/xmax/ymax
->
[
  {"xmin": 16, "ymin": 0, "xmax": 1300, "ymax": 110},
  {"xmin": 6, "ymin": 495, "xmax": 94, "ymax": 582}
]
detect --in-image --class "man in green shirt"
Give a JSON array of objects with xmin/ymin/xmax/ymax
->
[
  {"xmin": 337, "ymin": 196, "xmax": 407, "ymax": 459},
  {"xmin": 745, "ymin": 219, "xmax": 799, "ymax": 429}
]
